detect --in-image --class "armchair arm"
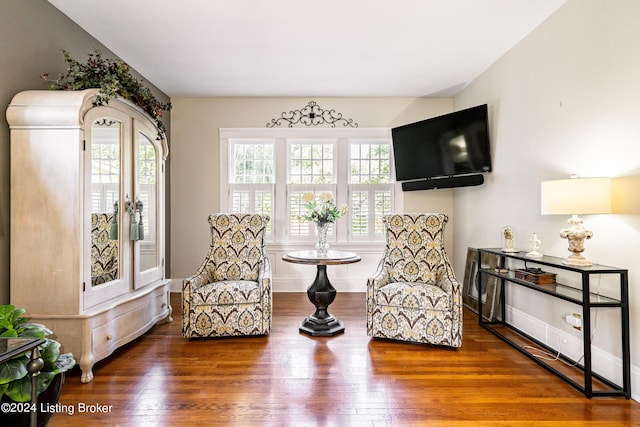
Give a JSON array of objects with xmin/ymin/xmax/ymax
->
[
  {"xmin": 435, "ymin": 276, "xmax": 458, "ymax": 294},
  {"xmin": 258, "ymin": 256, "xmax": 272, "ymax": 334},
  {"xmin": 258, "ymin": 256, "xmax": 272, "ymax": 297},
  {"xmin": 367, "ymin": 257, "xmax": 390, "ymax": 291},
  {"xmin": 182, "ymin": 269, "xmax": 208, "ymax": 293},
  {"xmin": 434, "ymin": 262, "xmax": 461, "ymax": 292},
  {"xmin": 181, "ymin": 268, "xmax": 209, "ymax": 338},
  {"xmin": 435, "ymin": 265, "xmax": 463, "ymax": 346},
  {"xmin": 366, "ymin": 256, "xmax": 390, "ymax": 335},
  {"xmin": 366, "ymin": 256, "xmax": 390, "ymax": 311},
  {"xmin": 182, "ymin": 260, "xmax": 215, "ymax": 329}
]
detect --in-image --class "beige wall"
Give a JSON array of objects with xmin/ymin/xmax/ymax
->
[
  {"xmin": 170, "ymin": 97, "xmax": 455, "ymax": 280},
  {"xmin": 453, "ymin": 0, "xmax": 640, "ymax": 399},
  {"xmin": 0, "ymin": 0, "xmax": 170, "ymax": 305}
]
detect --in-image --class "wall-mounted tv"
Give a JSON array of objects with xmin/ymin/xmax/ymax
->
[{"xmin": 391, "ymin": 104, "xmax": 492, "ymax": 188}]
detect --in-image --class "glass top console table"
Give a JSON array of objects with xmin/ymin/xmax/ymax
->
[{"xmin": 476, "ymin": 248, "xmax": 630, "ymax": 399}]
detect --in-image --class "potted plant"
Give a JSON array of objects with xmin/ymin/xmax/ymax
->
[
  {"xmin": 41, "ymin": 49, "xmax": 172, "ymax": 141},
  {"xmin": 0, "ymin": 305, "xmax": 76, "ymax": 426}
]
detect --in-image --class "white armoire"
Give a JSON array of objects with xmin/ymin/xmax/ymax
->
[{"xmin": 7, "ymin": 89, "xmax": 172, "ymax": 383}]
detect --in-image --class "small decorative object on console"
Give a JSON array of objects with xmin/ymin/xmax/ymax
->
[
  {"xmin": 515, "ymin": 267, "xmax": 557, "ymax": 285},
  {"xmin": 501, "ymin": 226, "xmax": 518, "ymax": 253},
  {"xmin": 526, "ymin": 232, "xmax": 543, "ymax": 258}
]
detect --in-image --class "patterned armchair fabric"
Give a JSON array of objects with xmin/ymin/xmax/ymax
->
[
  {"xmin": 182, "ymin": 213, "xmax": 272, "ymax": 338},
  {"xmin": 366, "ymin": 213, "xmax": 462, "ymax": 347},
  {"xmin": 91, "ymin": 213, "xmax": 119, "ymax": 286}
]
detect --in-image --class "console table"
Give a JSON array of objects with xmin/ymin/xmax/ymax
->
[
  {"xmin": 282, "ymin": 250, "xmax": 361, "ymax": 336},
  {"xmin": 476, "ymin": 248, "xmax": 630, "ymax": 398}
]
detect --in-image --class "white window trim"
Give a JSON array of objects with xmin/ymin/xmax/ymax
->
[{"xmin": 219, "ymin": 127, "xmax": 403, "ymax": 252}]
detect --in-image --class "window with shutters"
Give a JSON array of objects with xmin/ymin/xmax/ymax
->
[{"xmin": 221, "ymin": 128, "xmax": 395, "ymax": 244}]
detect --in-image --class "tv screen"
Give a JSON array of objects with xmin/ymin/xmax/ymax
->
[{"xmin": 391, "ymin": 104, "xmax": 492, "ymax": 182}]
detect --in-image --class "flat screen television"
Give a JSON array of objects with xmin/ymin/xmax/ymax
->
[{"xmin": 391, "ymin": 104, "xmax": 492, "ymax": 183}]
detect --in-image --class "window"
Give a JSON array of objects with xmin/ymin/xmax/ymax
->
[
  {"xmin": 287, "ymin": 139, "xmax": 336, "ymax": 239},
  {"xmin": 221, "ymin": 128, "xmax": 396, "ymax": 245},
  {"xmin": 289, "ymin": 141, "xmax": 334, "ymax": 184},
  {"xmin": 228, "ymin": 140, "xmax": 275, "ymax": 234},
  {"xmin": 349, "ymin": 140, "xmax": 393, "ymax": 240}
]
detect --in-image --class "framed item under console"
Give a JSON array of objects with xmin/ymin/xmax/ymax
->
[
  {"xmin": 476, "ymin": 248, "xmax": 630, "ymax": 399},
  {"xmin": 462, "ymin": 247, "xmax": 502, "ymax": 321}
]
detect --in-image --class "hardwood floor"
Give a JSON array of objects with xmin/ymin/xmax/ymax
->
[{"xmin": 48, "ymin": 293, "xmax": 639, "ymax": 426}]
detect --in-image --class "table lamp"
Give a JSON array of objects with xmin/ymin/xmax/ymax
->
[{"xmin": 540, "ymin": 177, "xmax": 612, "ymax": 266}]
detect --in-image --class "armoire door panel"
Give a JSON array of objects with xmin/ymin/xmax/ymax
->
[
  {"xmin": 133, "ymin": 120, "xmax": 164, "ymax": 288},
  {"xmin": 84, "ymin": 109, "xmax": 130, "ymax": 309}
]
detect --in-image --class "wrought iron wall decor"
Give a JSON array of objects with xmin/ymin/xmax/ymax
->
[{"xmin": 266, "ymin": 101, "xmax": 358, "ymax": 128}]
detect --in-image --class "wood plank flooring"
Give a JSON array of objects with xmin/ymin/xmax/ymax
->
[{"xmin": 48, "ymin": 293, "xmax": 639, "ymax": 426}]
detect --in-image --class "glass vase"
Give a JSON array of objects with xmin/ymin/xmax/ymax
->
[{"xmin": 315, "ymin": 222, "xmax": 330, "ymax": 256}]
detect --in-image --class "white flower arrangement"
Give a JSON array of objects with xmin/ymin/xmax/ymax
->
[{"xmin": 300, "ymin": 191, "xmax": 348, "ymax": 224}]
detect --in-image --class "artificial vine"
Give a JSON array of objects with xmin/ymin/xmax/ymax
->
[{"xmin": 42, "ymin": 49, "xmax": 171, "ymax": 140}]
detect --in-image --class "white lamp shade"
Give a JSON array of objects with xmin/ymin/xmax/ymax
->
[{"xmin": 541, "ymin": 177, "xmax": 612, "ymax": 215}]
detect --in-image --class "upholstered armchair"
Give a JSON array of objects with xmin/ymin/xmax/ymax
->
[
  {"xmin": 182, "ymin": 213, "xmax": 272, "ymax": 338},
  {"xmin": 366, "ymin": 213, "xmax": 462, "ymax": 347},
  {"xmin": 90, "ymin": 213, "xmax": 119, "ymax": 286}
]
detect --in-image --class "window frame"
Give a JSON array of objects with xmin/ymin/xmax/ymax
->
[{"xmin": 220, "ymin": 127, "xmax": 401, "ymax": 248}]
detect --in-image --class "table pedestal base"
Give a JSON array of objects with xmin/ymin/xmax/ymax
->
[
  {"xmin": 300, "ymin": 315, "xmax": 345, "ymax": 336},
  {"xmin": 299, "ymin": 265, "xmax": 345, "ymax": 336}
]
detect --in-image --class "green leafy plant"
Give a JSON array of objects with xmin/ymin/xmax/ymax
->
[
  {"xmin": 0, "ymin": 305, "xmax": 75, "ymax": 402},
  {"xmin": 42, "ymin": 49, "xmax": 171, "ymax": 140}
]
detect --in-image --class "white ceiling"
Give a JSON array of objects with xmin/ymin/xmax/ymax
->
[{"xmin": 48, "ymin": 0, "xmax": 566, "ymax": 98}]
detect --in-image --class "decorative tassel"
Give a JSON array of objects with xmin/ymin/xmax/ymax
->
[
  {"xmin": 136, "ymin": 199, "xmax": 144, "ymax": 241},
  {"xmin": 125, "ymin": 197, "xmax": 139, "ymax": 241},
  {"xmin": 130, "ymin": 220, "xmax": 139, "ymax": 241},
  {"xmin": 109, "ymin": 201, "xmax": 119, "ymax": 240}
]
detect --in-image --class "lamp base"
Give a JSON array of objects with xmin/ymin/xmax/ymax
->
[
  {"xmin": 562, "ymin": 252, "xmax": 592, "ymax": 267},
  {"xmin": 560, "ymin": 214, "xmax": 593, "ymax": 267}
]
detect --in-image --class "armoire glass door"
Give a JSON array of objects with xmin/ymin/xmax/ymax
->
[
  {"xmin": 133, "ymin": 121, "xmax": 163, "ymax": 288},
  {"xmin": 84, "ymin": 109, "xmax": 131, "ymax": 308}
]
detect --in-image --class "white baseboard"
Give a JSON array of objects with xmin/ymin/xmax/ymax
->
[
  {"xmin": 506, "ymin": 305, "xmax": 638, "ymax": 402},
  {"xmin": 169, "ymin": 279, "xmax": 181, "ymax": 293}
]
